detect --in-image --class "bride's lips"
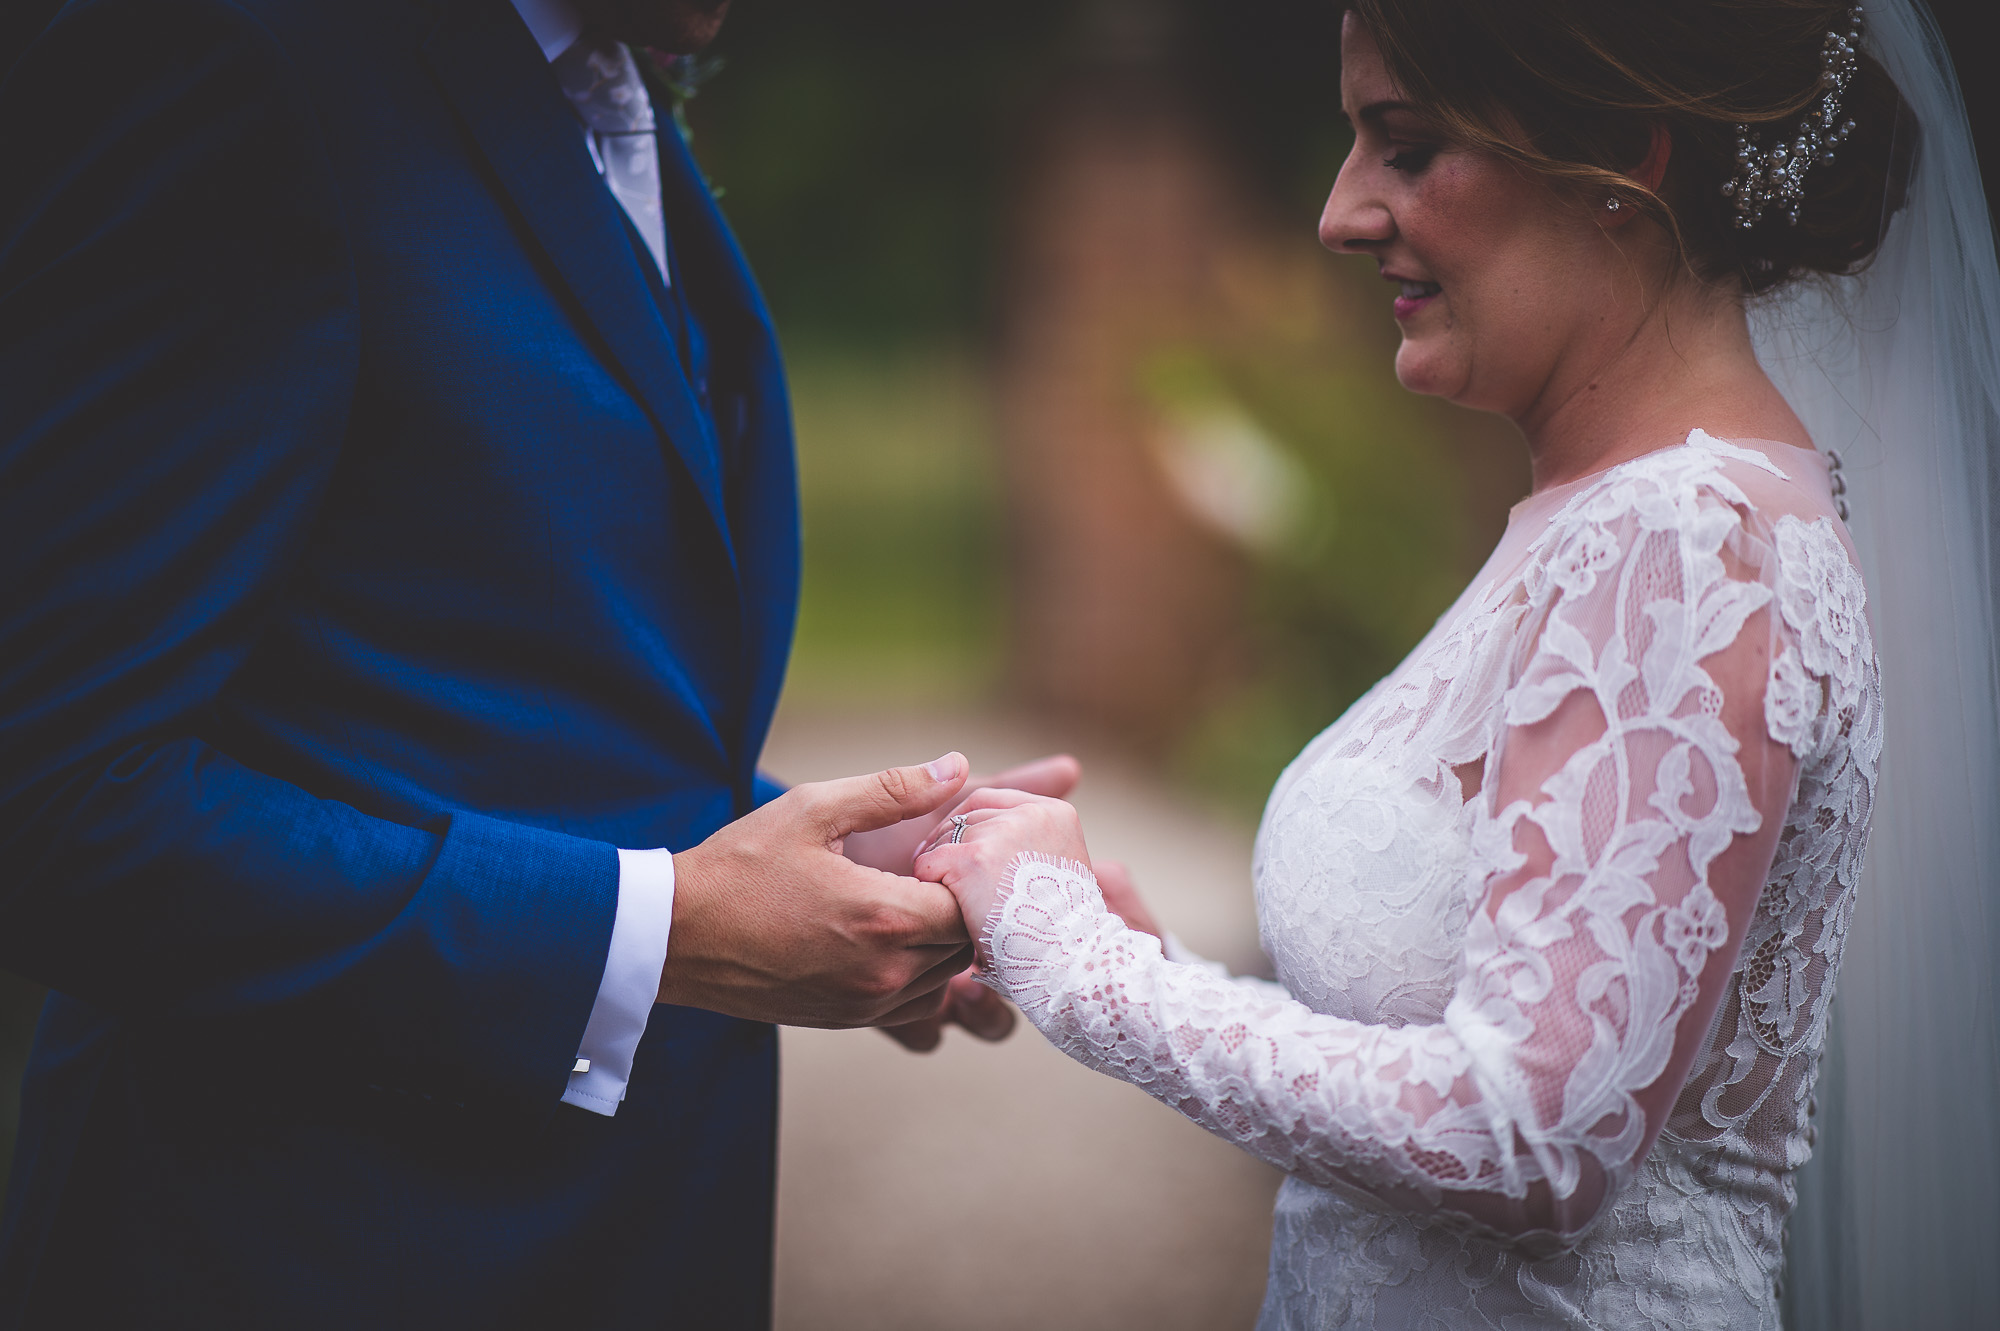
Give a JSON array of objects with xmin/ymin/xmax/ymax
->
[{"xmin": 1387, "ymin": 273, "xmax": 1443, "ymax": 321}]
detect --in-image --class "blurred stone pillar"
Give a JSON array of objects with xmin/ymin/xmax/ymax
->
[{"xmin": 996, "ymin": 0, "xmax": 1250, "ymax": 754}]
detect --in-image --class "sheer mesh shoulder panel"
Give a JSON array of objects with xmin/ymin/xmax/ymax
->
[{"xmin": 979, "ymin": 445, "xmax": 1849, "ymax": 1254}]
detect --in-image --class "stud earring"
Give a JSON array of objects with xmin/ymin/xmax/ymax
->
[{"xmin": 1606, "ymin": 197, "xmax": 1623, "ymax": 212}]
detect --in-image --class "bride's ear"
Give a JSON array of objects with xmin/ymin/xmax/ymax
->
[
  {"xmin": 1602, "ymin": 122, "xmax": 1673, "ymax": 230},
  {"xmin": 1634, "ymin": 122, "xmax": 1673, "ymax": 194}
]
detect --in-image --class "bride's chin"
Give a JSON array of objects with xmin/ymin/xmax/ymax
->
[{"xmin": 1392, "ymin": 340, "xmax": 1462, "ymax": 399}]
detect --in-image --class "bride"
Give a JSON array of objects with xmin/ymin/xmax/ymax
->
[{"xmin": 915, "ymin": 0, "xmax": 1999, "ymax": 1326}]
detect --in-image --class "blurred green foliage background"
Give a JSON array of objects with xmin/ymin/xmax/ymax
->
[
  {"xmin": 777, "ymin": 348, "xmax": 1007, "ymax": 703},
  {"xmin": 694, "ymin": 0, "xmax": 1353, "ymax": 340},
  {"xmin": 685, "ymin": 3, "xmax": 1066, "ymax": 723},
  {"xmin": 690, "ymin": 0, "xmax": 1515, "ymax": 813},
  {"xmin": 1146, "ymin": 329, "xmax": 1495, "ymax": 808}
]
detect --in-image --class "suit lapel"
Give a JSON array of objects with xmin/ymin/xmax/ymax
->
[
  {"xmin": 657, "ymin": 129, "xmax": 802, "ymax": 791},
  {"xmin": 420, "ymin": 0, "xmax": 736, "ymax": 568}
]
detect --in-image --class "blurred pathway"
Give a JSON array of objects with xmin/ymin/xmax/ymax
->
[{"xmin": 762, "ymin": 707, "xmax": 1282, "ymax": 1331}]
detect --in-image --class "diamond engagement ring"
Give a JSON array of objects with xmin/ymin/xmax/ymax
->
[{"xmin": 947, "ymin": 813, "xmax": 970, "ymax": 845}]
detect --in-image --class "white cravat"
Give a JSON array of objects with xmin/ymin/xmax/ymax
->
[
  {"xmin": 550, "ymin": 36, "xmax": 672, "ymax": 284},
  {"xmin": 510, "ymin": 0, "xmax": 678, "ymax": 1118}
]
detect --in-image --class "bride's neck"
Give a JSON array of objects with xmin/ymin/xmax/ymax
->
[{"xmin": 1515, "ymin": 278, "xmax": 1803, "ymax": 493}]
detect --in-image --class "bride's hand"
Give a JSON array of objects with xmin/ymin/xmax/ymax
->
[
  {"xmin": 912, "ymin": 789, "xmax": 1091, "ymax": 949},
  {"xmin": 1092, "ymin": 859, "xmax": 1163, "ymax": 942},
  {"xmin": 840, "ymin": 754, "xmax": 1081, "ymax": 875}
]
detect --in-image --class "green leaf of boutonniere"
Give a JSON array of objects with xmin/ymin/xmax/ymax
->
[{"xmin": 636, "ymin": 47, "xmax": 725, "ymax": 200}]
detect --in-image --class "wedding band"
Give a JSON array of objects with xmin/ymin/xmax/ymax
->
[{"xmin": 947, "ymin": 813, "xmax": 969, "ymax": 845}]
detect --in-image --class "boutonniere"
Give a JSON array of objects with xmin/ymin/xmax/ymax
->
[{"xmin": 636, "ymin": 49, "xmax": 725, "ymax": 199}]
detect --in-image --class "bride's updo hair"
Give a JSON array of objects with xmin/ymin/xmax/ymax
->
[{"xmin": 1345, "ymin": 0, "xmax": 1918, "ymax": 294}]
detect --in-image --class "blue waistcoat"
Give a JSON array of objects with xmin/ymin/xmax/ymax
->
[{"xmin": 0, "ymin": 0, "xmax": 799, "ymax": 1324}]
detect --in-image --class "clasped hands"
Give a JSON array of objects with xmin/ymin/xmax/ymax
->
[{"xmin": 661, "ymin": 751, "xmax": 1158, "ymax": 1051}]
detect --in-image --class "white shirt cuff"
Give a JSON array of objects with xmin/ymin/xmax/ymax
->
[{"xmin": 562, "ymin": 847, "xmax": 676, "ymax": 1116}]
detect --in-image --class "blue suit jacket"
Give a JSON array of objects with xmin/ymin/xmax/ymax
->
[{"xmin": 0, "ymin": 0, "xmax": 798, "ymax": 1324}]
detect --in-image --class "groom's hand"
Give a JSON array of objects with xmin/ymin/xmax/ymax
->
[
  {"xmin": 660, "ymin": 755, "xmax": 976, "ymax": 1028},
  {"xmin": 879, "ymin": 971, "xmax": 1015, "ymax": 1051},
  {"xmin": 849, "ymin": 754, "xmax": 1076, "ymax": 1053},
  {"xmin": 842, "ymin": 753, "xmax": 1081, "ymax": 876}
]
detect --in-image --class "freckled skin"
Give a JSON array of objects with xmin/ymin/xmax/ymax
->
[
  {"xmin": 1327, "ymin": 95, "xmax": 1596, "ymax": 414},
  {"xmin": 1321, "ymin": 14, "xmax": 1810, "ymax": 491}
]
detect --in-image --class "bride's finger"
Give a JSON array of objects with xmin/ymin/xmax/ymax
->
[
  {"xmin": 946, "ymin": 975, "xmax": 1016, "ymax": 1041},
  {"xmin": 976, "ymin": 754, "xmax": 1080, "ymax": 800},
  {"xmin": 942, "ymin": 786, "xmax": 1049, "ymax": 817},
  {"xmin": 880, "ymin": 1014, "xmax": 945, "ymax": 1052},
  {"xmin": 877, "ymin": 970, "xmax": 969, "ymax": 1027},
  {"xmin": 911, "ymin": 829, "xmax": 1016, "ymax": 888},
  {"xmin": 913, "ymin": 804, "xmax": 1014, "ymax": 857},
  {"xmin": 911, "ymin": 838, "xmax": 976, "ymax": 881}
]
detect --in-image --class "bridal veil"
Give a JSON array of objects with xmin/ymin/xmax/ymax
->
[{"xmin": 1748, "ymin": 0, "xmax": 2000, "ymax": 1324}]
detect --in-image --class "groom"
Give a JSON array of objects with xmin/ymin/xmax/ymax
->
[{"xmin": 0, "ymin": 0, "xmax": 1064, "ymax": 1325}]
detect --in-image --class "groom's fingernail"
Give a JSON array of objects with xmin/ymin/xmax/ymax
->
[{"xmin": 924, "ymin": 752, "xmax": 965, "ymax": 782}]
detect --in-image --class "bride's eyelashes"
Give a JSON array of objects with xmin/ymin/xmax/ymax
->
[{"xmin": 1383, "ymin": 145, "xmax": 1440, "ymax": 173}]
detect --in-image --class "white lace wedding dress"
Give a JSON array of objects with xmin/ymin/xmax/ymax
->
[{"xmin": 980, "ymin": 431, "xmax": 1880, "ymax": 1328}]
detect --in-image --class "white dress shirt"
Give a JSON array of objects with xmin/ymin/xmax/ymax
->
[{"xmin": 511, "ymin": 0, "xmax": 679, "ymax": 1117}]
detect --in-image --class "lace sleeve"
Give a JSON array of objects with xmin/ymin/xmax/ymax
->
[
  {"xmin": 1160, "ymin": 931, "xmax": 1292, "ymax": 1004},
  {"xmin": 981, "ymin": 480, "xmax": 1805, "ymax": 1249}
]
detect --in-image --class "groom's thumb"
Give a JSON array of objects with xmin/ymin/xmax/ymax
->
[{"xmin": 811, "ymin": 752, "xmax": 969, "ymax": 840}]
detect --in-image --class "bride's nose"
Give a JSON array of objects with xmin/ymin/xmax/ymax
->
[{"xmin": 1319, "ymin": 148, "xmax": 1394, "ymax": 254}]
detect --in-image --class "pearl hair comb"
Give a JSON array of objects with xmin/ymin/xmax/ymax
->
[{"xmin": 1721, "ymin": 4, "xmax": 1864, "ymax": 229}]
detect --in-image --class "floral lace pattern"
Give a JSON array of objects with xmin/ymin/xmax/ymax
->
[{"xmin": 982, "ymin": 433, "xmax": 1878, "ymax": 1328}]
